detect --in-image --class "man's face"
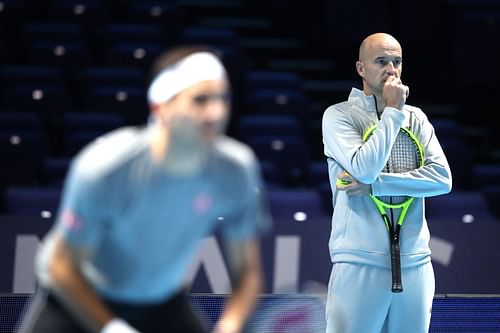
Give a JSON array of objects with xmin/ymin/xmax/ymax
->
[
  {"xmin": 157, "ymin": 79, "xmax": 230, "ymax": 142},
  {"xmin": 356, "ymin": 38, "xmax": 403, "ymax": 96}
]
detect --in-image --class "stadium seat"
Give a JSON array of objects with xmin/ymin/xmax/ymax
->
[
  {"xmin": 483, "ymin": 185, "xmax": 500, "ymax": 220},
  {"xmin": 0, "ymin": 111, "xmax": 44, "ymax": 135},
  {"xmin": 246, "ymin": 89, "xmax": 311, "ymax": 118},
  {"xmin": 25, "ymin": 41, "xmax": 90, "ymax": 80},
  {"xmin": 426, "ymin": 190, "xmax": 495, "ymax": 223},
  {"xmin": 2, "ymin": 186, "xmax": 61, "ymax": 217},
  {"xmin": 181, "ymin": 27, "xmax": 238, "ymax": 47},
  {"xmin": 48, "ymin": 0, "xmax": 108, "ymax": 27},
  {"xmin": 22, "ymin": 21, "xmax": 84, "ymax": 45},
  {"xmin": 40, "ymin": 157, "xmax": 71, "ymax": 187},
  {"xmin": 80, "ymin": 66, "xmax": 145, "ymax": 90},
  {"xmin": 246, "ymin": 70, "xmax": 303, "ymax": 93},
  {"xmin": 83, "ymin": 85, "xmax": 148, "ymax": 125},
  {"xmin": 267, "ymin": 188, "xmax": 327, "ymax": 219},
  {"xmin": 472, "ymin": 164, "xmax": 500, "ymax": 188},
  {"xmin": 1, "ymin": 84, "xmax": 70, "ymax": 117},
  {"xmin": 236, "ymin": 114, "xmax": 303, "ymax": 141},
  {"xmin": 0, "ymin": 132, "xmax": 49, "ymax": 188},
  {"xmin": 0, "ymin": 65, "xmax": 64, "ymax": 87},
  {"xmin": 103, "ymin": 42, "xmax": 162, "ymax": 70},
  {"xmin": 63, "ymin": 112, "xmax": 124, "ymax": 135},
  {"xmin": 307, "ymin": 161, "xmax": 330, "ymax": 186},
  {"xmin": 246, "ymin": 134, "xmax": 310, "ymax": 186}
]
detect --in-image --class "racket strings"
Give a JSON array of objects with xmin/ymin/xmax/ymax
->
[{"xmin": 379, "ymin": 131, "xmax": 419, "ymax": 205}]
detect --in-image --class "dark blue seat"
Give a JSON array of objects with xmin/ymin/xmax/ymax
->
[
  {"xmin": 426, "ymin": 190, "xmax": 495, "ymax": 223},
  {"xmin": 0, "ymin": 111, "xmax": 44, "ymax": 135},
  {"xmin": 267, "ymin": 189, "xmax": 327, "ymax": 220},
  {"xmin": 472, "ymin": 164, "xmax": 500, "ymax": 187},
  {"xmin": 48, "ymin": 0, "xmax": 108, "ymax": 27},
  {"xmin": 259, "ymin": 160, "xmax": 284, "ymax": 189},
  {"xmin": 104, "ymin": 42, "xmax": 162, "ymax": 70},
  {"xmin": 0, "ymin": 132, "xmax": 49, "ymax": 188},
  {"xmin": 316, "ymin": 181, "xmax": 333, "ymax": 216},
  {"xmin": 483, "ymin": 185, "xmax": 500, "ymax": 221},
  {"xmin": 181, "ymin": 27, "xmax": 238, "ymax": 47},
  {"xmin": 83, "ymin": 85, "xmax": 148, "ymax": 125},
  {"xmin": 126, "ymin": 2, "xmax": 183, "ymax": 37},
  {"xmin": 236, "ymin": 114, "xmax": 303, "ymax": 141},
  {"xmin": 307, "ymin": 161, "xmax": 330, "ymax": 187},
  {"xmin": 62, "ymin": 131, "xmax": 105, "ymax": 156},
  {"xmin": 246, "ymin": 89, "xmax": 311, "ymax": 118},
  {"xmin": 440, "ymin": 138, "xmax": 474, "ymax": 190},
  {"xmin": 1, "ymin": 84, "xmax": 70, "ymax": 119},
  {"xmin": 22, "ymin": 21, "xmax": 84, "ymax": 45},
  {"xmin": 63, "ymin": 112, "xmax": 124, "ymax": 135},
  {"xmin": 26, "ymin": 41, "xmax": 90, "ymax": 79},
  {"xmin": 40, "ymin": 158, "xmax": 71, "ymax": 187},
  {"xmin": 99, "ymin": 23, "xmax": 164, "ymax": 47},
  {"xmin": 246, "ymin": 70, "xmax": 302, "ymax": 93},
  {"xmin": 0, "ymin": 65, "xmax": 64, "ymax": 87},
  {"xmin": 432, "ymin": 119, "xmax": 460, "ymax": 141},
  {"xmin": 3, "ymin": 186, "xmax": 61, "ymax": 217},
  {"xmin": 246, "ymin": 134, "xmax": 310, "ymax": 186},
  {"xmin": 80, "ymin": 66, "xmax": 145, "ymax": 92}
]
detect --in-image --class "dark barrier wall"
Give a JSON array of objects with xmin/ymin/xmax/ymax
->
[{"xmin": 1, "ymin": 215, "xmax": 500, "ymax": 294}]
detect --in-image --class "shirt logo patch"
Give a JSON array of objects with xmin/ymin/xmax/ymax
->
[{"xmin": 60, "ymin": 209, "xmax": 83, "ymax": 231}]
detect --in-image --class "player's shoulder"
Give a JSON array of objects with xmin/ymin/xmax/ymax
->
[
  {"xmin": 403, "ymin": 104, "xmax": 429, "ymax": 121},
  {"xmin": 212, "ymin": 136, "xmax": 257, "ymax": 168},
  {"xmin": 71, "ymin": 126, "xmax": 148, "ymax": 179}
]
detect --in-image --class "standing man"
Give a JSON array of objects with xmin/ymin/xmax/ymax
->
[
  {"xmin": 19, "ymin": 46, "xmax": 270, "ymax": 333},
  {"xmin": 322, "ymin": 33, "xmax": 452, "ymax": 332}
]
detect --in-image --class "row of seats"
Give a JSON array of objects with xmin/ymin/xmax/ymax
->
[
  {"xmin": 3, "ymin": 183, "xmax": 500, "ymax": 222},
  {"xmin": 1, "ymin": 0, "xmax": 499, "ymax": 222}
]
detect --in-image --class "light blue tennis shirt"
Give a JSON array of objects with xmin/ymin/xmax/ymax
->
[{"xmin": 37, "ymin": 126, "xmax": 270, "ymax": 304}]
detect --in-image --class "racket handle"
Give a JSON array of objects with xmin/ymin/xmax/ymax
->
[{"xmin": 391, "ymin": 240, "xmax": 403, "ymax": 293}]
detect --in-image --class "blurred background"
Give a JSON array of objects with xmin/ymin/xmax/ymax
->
[
  {"xmin": 0, "ymin": 0, "xmax": 500, "ymax": 331},
  {"xmin": 0, "ymin": 0, "xmax": 499, "ymax": 215}
]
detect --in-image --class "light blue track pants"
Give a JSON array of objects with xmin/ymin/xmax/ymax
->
[{"xmin": 325, "ymin": 262, "xmax": 434, "ymax": 333}]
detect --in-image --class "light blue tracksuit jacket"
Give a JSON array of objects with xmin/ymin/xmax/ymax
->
[{"xmin": 322, "ymin": 88, "xmax": 452, "ymax": 269}]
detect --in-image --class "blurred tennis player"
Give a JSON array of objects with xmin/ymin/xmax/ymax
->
[{"xmin": 18, "ymin": 46, "xmax": 270, "ymax": 333}]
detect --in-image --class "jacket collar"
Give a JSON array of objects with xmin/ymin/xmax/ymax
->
[{"xmin": 348, "ymin": 88, "xmax": 377, "ymax": 112}]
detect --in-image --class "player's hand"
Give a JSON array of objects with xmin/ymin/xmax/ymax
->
[
  {"xmin": 212, "ymin": 319, "xmax": 241, "ymax": 333},
  {"xmin": 100, "ymin": 318, "xmax": 140, "ymax": 333},
  {"xmin": 383, "ymin": 75, "xmax": 409, "ymax": 110},
  {"xmin": 336, "ymin": 171, "xmax": 371, "ymax": 196}
]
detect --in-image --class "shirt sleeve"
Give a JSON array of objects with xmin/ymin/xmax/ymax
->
[
  {"xmin": 322, "ymin": 105, "xmax": 406, "ymax": 184},
  {"xmin": 54, "ymin": 158, "xmax": 108, "ymax": 250},
  {"xmin": 371, "ymin": 109, "xmax": 452, "ymax": 198}
]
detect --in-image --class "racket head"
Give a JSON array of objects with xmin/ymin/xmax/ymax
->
[{"xmin": 364, "ymin": 125, "xmax": 424, "ymax": 206}]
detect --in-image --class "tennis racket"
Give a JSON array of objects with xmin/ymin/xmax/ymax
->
[{"xmin": 337, "ymin": 124, "xmax": 424, "ymax": 292}]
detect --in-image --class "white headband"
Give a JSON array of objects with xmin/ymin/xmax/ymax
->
[{"xmin": 147, "ymin": 52, "xmax": 227, "ymax": 106}]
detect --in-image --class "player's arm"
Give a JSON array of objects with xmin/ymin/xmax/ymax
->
[
  {"xmin": 48, "ymin": 233, "xmax": 138, "ymax": 333},
  {"xmin": 323, "ymin": 106, "xmax": 406, "ymax": 185},
  {"xmin": 371, "ymin": 116, "xmax": 452, "ymax": 198},
  {"xmin": 213, "ymin": 237, "xmax": 263, "ymax": 333}
]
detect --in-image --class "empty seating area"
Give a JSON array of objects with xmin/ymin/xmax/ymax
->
[{"xmin": 0, "ymin": 0, "xmax": 499, "ymax": 221}]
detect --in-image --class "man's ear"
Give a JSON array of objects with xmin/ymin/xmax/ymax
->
[
  {"xmin": 149, "ymin": 102, "xmax": 171, "ymax": 126},
  {"xmin": 356, "ymin": 61, "xmax": 364, "ymax": 78}
]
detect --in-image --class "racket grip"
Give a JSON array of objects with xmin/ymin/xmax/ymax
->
[{"xmin": 391, "ymin": 241, "xmax": 403, "ymax": 293}]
